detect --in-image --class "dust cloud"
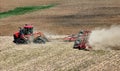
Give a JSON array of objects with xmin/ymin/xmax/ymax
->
[{"xmin": 88, "ymin": 25, "xmax": 120, "ymax": 50}]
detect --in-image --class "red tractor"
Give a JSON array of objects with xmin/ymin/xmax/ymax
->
[
  {"xmin": 13, "ymin": 25, "xmax": 49, "ymax": 44},
  {"xmin": 73, "ymin": 30, "xmax": 92, "ymax": 50}
]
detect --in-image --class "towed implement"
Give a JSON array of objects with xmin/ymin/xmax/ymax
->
[
  {"xmin": 63, "ymin": 34, "xmax": 77, "ymax": 42},
  {"xmin": 13, "ymin": 25, "xmax": 49, "ymax": 44},
  {"xmin": 73, "ymin": 30, "xmax": 92, "ymax": 50}
]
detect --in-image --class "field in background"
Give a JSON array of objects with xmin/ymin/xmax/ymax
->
[
  {"xmin": 0, "ymin": 4, "xmax": 56, "ymax": 18},
  {"xmin": 0, "ymin": 0, "xmax": 120, "ymax": 35}
]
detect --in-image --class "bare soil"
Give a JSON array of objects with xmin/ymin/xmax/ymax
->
[{"xmin": 0, "ymin": 0, "xmax": 120, "ymax": 35}]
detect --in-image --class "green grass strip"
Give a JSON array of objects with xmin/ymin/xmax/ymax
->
[{"xmin": 0, "ymin": 4, "xmax": 56, "ymax": 19}]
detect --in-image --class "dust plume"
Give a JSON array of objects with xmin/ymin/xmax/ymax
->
[{"xmin": 88, "ymin": 25, "xmax": 120, "ymax": 50}]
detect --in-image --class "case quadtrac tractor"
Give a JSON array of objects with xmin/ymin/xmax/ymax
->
[{"xmin": 13, "ymin": 25, "xmax": 49, "ymax": 44}]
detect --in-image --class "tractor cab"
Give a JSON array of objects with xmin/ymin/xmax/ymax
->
[{"xmin": 23, "ymin": 25, "xmax": 33, "ymax": 35}]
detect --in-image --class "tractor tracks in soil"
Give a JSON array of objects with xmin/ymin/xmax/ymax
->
[
  {"xmin": 82, "ymin": 51, "xmax": 120, "ymax": 71},
  {"xmin": 0, "ymin": 36, "xmax": 120, "ymax": 71},
  {"xmin": 7, "ymin": 43, "xmax": 73, "ymax": 71},
  {"xmin": 10, "ymin": 48, "xmax": 89, "ymax": 71},
  {"xmin": 0, "ymin": 37, "xmax": 71, "ymax": 71}
]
